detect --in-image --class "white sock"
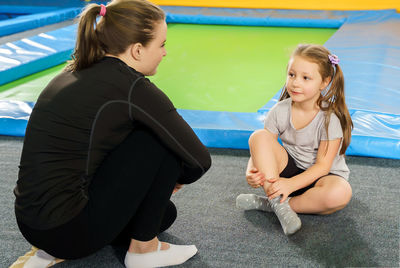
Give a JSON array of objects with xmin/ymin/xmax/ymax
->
[
  {"xmin": 269, "ymin": 196, "xmax": 301, "ymax": 235},
  {"xmin": 23, "ymin": 249, "xmax": 56, "ymax": 268},
  {"xmin": 124, "ymin": 242, "xmax": 197, "ymax": 268},
  {"xmin": 236, "ymin": 193, "xmax": 272, "ymax": 212}
]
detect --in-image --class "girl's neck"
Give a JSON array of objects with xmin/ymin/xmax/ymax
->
[
  {"xmin": 290, "ymin": 99, "xmax": 320, "ymax": 130},
  {"xmin": 291, "ymin": 99, "xmax": 319, "ymax": 113}
]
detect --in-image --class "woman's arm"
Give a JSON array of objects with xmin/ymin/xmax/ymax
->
[{"xmin": 129, "ymin": 78, "xmax": 211, "ymax": 184}]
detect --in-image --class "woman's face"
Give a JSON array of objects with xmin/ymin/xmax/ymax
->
[{"xmin": 139, "ymin": 20, "xmax": 167, "ymax": 76}]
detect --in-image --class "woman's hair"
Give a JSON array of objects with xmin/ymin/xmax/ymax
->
[
  {"xmin": 279, "ymin": 44, "xmax": 353, "ymax": 155},
  {"xmin": 65, "ymin": 0, "xmax": 165, "ymax": 72}
]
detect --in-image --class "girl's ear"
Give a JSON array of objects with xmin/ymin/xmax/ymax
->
[
  {"xmin": 320, "ymin": 76, "xmax": 331, "ymax": 91},
  {"xmin": 130, "ymin": 43, "xmax": 142, "ymax": 61}
]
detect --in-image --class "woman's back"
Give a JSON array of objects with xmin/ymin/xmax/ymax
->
[{"xmin": 16, "ymin": 57, "xmax": 148, "ymax": 229}]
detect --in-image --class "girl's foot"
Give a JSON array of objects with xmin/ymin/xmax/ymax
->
[
  {"xmin": 269, "ymin": 197, "xmax": 301, "ymax": 235},
  {"xmin": 236, "ymin": 194, "xmax": 272, "ymax": 212}
]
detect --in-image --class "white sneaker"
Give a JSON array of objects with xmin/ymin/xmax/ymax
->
[
  {"xmin": 124, "ymin": 242, "xmax": 198, "ymax": 268},
  {"xmin": 23, "ymin": 249, "xmax": 56, "ymax": 268}
]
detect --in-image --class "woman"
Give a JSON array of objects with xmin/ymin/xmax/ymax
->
[{"xmin": 14, "ymin": 1, "xmax": 211, "ymax": 267}]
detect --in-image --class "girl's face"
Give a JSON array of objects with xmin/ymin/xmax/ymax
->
[
  {"xmin": 139, "ymin": 20, "xmax": 167, "ymax": 76},
  {"xmin": 286, "ymin": 56, "xmax": 329, "ymax": 106}
]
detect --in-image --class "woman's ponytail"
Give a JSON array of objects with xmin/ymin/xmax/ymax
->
[
  {"xmin": 65, "ymin": 4, "xmax": 105, "ymax": 72},
  {"xmin": 65, "ymin": 0, "xmax": 165, "ymax": 72}
]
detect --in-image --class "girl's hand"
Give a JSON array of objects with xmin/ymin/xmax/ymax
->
[
  {"xmin": 173, "ymin": 183, "xmax": 183, "ymax": 194},
  {"xmin": 266, "ymin": 178, "xmax": 294, "ymax": 202},
  {"xmin": 246, "ymin": 168, "xmax": 266, "ymax": 188}
]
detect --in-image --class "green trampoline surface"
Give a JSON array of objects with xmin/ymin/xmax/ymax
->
[{"xmin": 0, "ymin": 24, "xmax": 336, "ymax": 112}]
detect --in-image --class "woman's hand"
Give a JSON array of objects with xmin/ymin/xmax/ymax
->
[
  {"xmin": 172, "ymin": 183, "xmax": 183, "ymax": 194},
  {"xmin": 266, "ymin": 178, "xmax": 294, "ymax": 202},
  {"xmin": 246, "ymin": 168, "xmax": 266, "ymax": 188}
]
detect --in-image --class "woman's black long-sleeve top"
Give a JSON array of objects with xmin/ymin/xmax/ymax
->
[{"xmin": 14, "ymin": 57, "xmax": 211, "ymax": 230}]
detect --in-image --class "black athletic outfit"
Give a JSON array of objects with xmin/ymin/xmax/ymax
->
[{"xmin": 14, "ymin": 57, "xmax": 211, "ymax": 259}]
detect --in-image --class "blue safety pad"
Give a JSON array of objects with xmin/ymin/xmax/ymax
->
[
  {"xmin": 0, "ymin": 0, "xmax": 94, "ymax": 8},
  {"xmin": 163, "ymin": 6, "xmax": 347, "ymax": 28},
  {"xmin": 0, "ymin": 7, "xmax": 399, "ymax": 159},
  {"xmin": 325, "ymin": 11, "xmax": 400, "ymax": 116},
  {"xmin": 0, "ymin": 5, "xmax": 58, "ymax": 13},
  {"xmin": 0, "ymin": 100, "xmax": 33, "ymax": 136},
  {"xmin": 0, "ymin": 5, "xmax": 55, "ymax": 21},
  {"xmin": 320, "ymin": 11, "xmax": 400, "ymax": 159},
  {"xmin": 348, "ymin": 111, "xmax": 400, "ymax": 158},
  {"xmin": 162, "ymin": 7, "xmax": 398, "ymax": 29},
  {"xmin": 0, "ymin": 24, "xmax": 77, "ymax": 85},
  {"xmin": 0, "ymin": 6, "xmax": 80, "ymax": 37},
  {"xmin": 178, "ymin": 109, "xmax": 264, "ymax": 149}
]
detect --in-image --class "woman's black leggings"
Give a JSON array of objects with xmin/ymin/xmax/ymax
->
[{"xmin": 17, "ymin": 128, "xmax": 181, "ymax": 259}]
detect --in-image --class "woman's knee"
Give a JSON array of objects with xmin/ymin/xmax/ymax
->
[
  {"xmin": 104, "ymin": 128, "xmax": 180, "ymax": 176},
  {"xmin": 133, "ymin": 129, "xmax": 180, "ymax": 168},
  {"xmin": 126, "ymin": 128, "xmax": 167, "ymax": 154}
]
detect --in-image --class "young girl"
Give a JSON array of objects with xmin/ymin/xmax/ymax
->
[
  {"xmin": 15, "ymin": 1, "xmax": 211, "ymax": 267},
  {"xmin": 236, "ymin": 44, "xmax": 353, "ymax": 235}
]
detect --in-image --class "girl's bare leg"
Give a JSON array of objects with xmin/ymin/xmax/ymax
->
[
  {"xmin": 289, "ymin": 175, "xmax": 352, "ymax": 215},
  {"xmin": 247, "ymin": 129, "xmax": 301, "ymax": 235},
  {"xmin": 237, "ymin": 129, "xmax": 287, "ymax": 212},
  {"xmin": 248, "ymin": 129, "xmax": 288, "ymax": 189}
]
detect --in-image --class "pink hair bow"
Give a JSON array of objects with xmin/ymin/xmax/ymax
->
[{"xmin": 328, "ymin": 54, "xmax": 339, "ymax": 66}]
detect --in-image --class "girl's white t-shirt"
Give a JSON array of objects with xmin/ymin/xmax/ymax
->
[{"xmin": 264, "ymin": 98, "xmax": 350, "ymax": 180}]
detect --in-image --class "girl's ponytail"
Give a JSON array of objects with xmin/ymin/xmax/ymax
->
[{"xmin": 320, "ymin": 64, "xmax": 353, "ymax": 155}]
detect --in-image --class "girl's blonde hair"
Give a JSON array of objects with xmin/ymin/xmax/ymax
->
[
  {"xmin": 279, "ymin": 44, "xmax": 353, "ymax": 155},
  {"xmin": 65, "ymin": 0, "xmax": 165, "ymax": 71}
]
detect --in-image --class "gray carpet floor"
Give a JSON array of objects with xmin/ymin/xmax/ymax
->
[{"xmin": 1, "ymin": 136, "xmax": 399, "ymax": 267}]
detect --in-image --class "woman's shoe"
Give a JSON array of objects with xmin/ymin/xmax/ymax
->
[{"xmin": 124, "ymin": 241, "xmax": 197, "ymax": 268}]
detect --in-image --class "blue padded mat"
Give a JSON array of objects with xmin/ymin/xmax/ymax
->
[
  {"xmin": 0, "ymin": 7, "xmax": 399, "ymax": 159},
  {"xmin": 0, "ymin": 24, "xmax": 76, "ymax": 85},
  {"xmin": 0, "ymin": 5, "xmax": 80, "ymax": 37}
]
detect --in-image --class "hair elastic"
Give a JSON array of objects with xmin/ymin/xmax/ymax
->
[
  {"xmin": 328, "ymin": 54, "xmax": 339, "ymax": 66},
  {"xmin": 99, "ymin": 4, "xmax": 106, "ymax": 17}
]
